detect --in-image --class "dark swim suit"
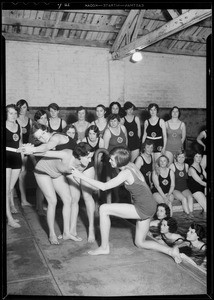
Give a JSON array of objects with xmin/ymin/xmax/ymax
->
[
  {"xmin": 188, "ymin": 165, "xmax": 206, "ymax": 194},
  {"xmin": 139, "ymin": 155, "xmax": 153, "ymax": 188},
  {"xmin": 6, "ymin": 122, "xmax": 22, "ymax": 169},
  {"xmin": 124, "ymin": 116, "xmax": 140, "ymax": 151},
  {"xmin": 146, "ymin": 118, "xmax": 163, "ymax": 153},
  {"xmin": 21, "ymin": 118, "xmax": 31, "ymax": 143},
  {"xmin": 54, "ymin": 134, "xmax": 77, "ymax": 151},
  {"xmin": 124, "ymin": 166, "xmax": 156, "ymax": 220},
  {"xmin": 48, "ymin": 118, "xmax": 63, "ymax": 133},
  {"xmin": 173, "ymin": 163, "xmax": 188, "ymax": 192},
  {"xmin": 152, "ymin": 169, "xmax": 171, "ymax": 194}
]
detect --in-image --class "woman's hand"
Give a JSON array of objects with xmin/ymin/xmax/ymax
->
[
  {"xmin": 18, "ymin": 143, "xmax": 35, "ymax": 155},
  {"xmin": 70, "ymin": 167, "xmax": 83, "ymax": 178}
]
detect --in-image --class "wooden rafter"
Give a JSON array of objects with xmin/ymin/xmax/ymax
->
[
  {"xmin": 167, "ymin": 9, "xmax": 180, "ymax": 19},
  {"xmin": 111, "ymin": 9, "xmax": 212, "ymax": 60},
  {"xmin": 110, "ymin": 10, "xmax": 140, "ymax": 52},
  {"xmin": 2, "ymin": 16, "xmax": 119, "ymax": 33}
]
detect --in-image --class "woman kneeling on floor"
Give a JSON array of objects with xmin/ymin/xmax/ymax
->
[{"xmin": 71, "ymin": 146, "xmax": 182, "ymax": 263}]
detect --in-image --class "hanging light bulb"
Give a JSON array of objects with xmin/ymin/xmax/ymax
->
[{"xmin": 130, "ymin": 51, "xmax": 143, "ymax": 63}]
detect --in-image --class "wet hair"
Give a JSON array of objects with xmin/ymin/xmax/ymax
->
[
  {"xmin": 63, "ymin": 124, "xmax": 78, "ymax": 141},
  {"xmin": 123, "ymin": 101, "xmax": 136, "ymax": 111},
  {"xmin": 148, "ymin": 103, "xmax": 159, "ymax": 113},
  {"xmin": 159, "ymin": 217, "xmax": 178, "ymax": 233},
  {"xmin": 16, "ymin": 99, "xmax": 29, "ymax": 110},
  {"xmin": 170, "ymin": 106, "xmax": 181, "ymax": 118},
  {"xmin": 48, "ymin": 103, "xmax": 60, "ymax": 111},
  {"xmin": 6, "ymin": 104, "xmax": 20, "ymax": 118},
  {"xmin": 109, "ymin": 147, "xmax": 130, "ymax": 167},
  {"xmin": 141, "ymin": 140, "xmax": 155, "ymax": 152},
  {"xmin": 153, "ymin": 203, "xmax": 170, "ymax": 220},
  {"xmin": 34, "ymin": 109, "xmax": 47, "ymax": 122},
  {"xmin": 189, "ymin": 222, "xmax": 206, "ymax": 241},
  {"xmin": 73, "ymin": 142, "xmax": 93, "ymax": 159},
  {"xmin": 85, "ymin": 125, "xmax": 99, "ymax": 138},
  {"xmin": 107, "ymin": 113, "xmax": 121, "ymax": 123}
]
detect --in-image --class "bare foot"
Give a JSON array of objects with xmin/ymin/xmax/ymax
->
[
  {"xmin": 49, "ymin": 235, "xmax": 59, "ymax": 245},
  {"xmin": 8, "ymin": 220, "xmax": 21, "ymax": 228},
  {"xmin": 58, "ymin": 233, "xmax": 82, "ymax": 242},
  {"xmin": 88, "ymin": 246, "xmax": 110, "ymax": 256},
  {"xmin": 88, "ymin": 231, "xmax": 95, "ymax": 243},
  {"xmin": 171, "ymin": 246, "xmax": 182, "ymax": 264},
  {"xmin": 21, "ymin": 201, "xmax": 32, "ymax": 207},
  {"xmin": 11, "ymin": 206, "xmax": 18, "ymax": 214}
]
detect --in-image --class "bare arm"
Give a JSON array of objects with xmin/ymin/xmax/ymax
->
[
  {"xmin": 167, "ymin": 169, "xmax": 175, "ymax": 196},
  {"xmin": 152, "ymin": 171, "xmax": 166, "ymax": 198},
  {"xmin": 181, "ymin": 122, "xmax": 186, "ymax": 144},
  {"xmin": 188, "ymin": 167, "xmax": 207, "ymax": 187},
  {"xmin": 142, "ymin": 120, "xmax": 148, "ymax": 143},
  {"xmin": 160, "ymin": 119, "xmax": 167, "ymax": 151},
  {"xmin": 135, "ymin": 155, "xmax": 143, "ymax": 170},
  {"xmin": 135, "ymin": 116, "xmax": 142, "ymax": 139},
  {"xmin": 71, "ymin": 167, "xmax": 130, "ymax": 191},
  {"xmin": 103, "ymin": 128, "xmax": 111, "ymax": 150},
  {"xmin": 196, "ymin": 130, "xmax": 206, "ymax": 150}
]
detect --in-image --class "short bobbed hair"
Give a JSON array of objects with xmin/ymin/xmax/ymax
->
[
  {"xmin": 6, "ymin": 104, "xmax": 19, "ymax": 118},
  {"xmin": 190, "ymin": 222, "xmax": 206, "ymax": 240},
  {"xmin": 109, "ymin": 147, "xmax": 131, "ymax": 167},
  {"xmin": 34, "ymin": 109, "xmax": 47, "ymax": 122},
  {"xmin": 154, "ymin": 203, "xmax": 170, "ymax": 220},
  {"xmin": 16, "ymin": 99, "xmax": 29, "ymax": 110},
  {"xmin": 159, "ymin": 217, "xmax": 178, "ymax": 233},
  {"xmin": 108, "ymin": 113, "xmax": 121, "ymax": 123},
  {"xmin": 148, "ymin": 103, "xmax": 159, "ymax": 113},
  {"xmin": 141, "ymin": 140, "xmax": 154, "ymax": 152},
  {"xmin": 73, "ymin": 142, "xmax": 93, "ymax": 159},
  {"xmin": 170, "ymin": 106, "xmax": 181, "ymax": 118},
  {"xmin": 85, "ymin": 125, "xmax": 99, "ymax": 138},
  {"xmin": 48, "ymin": 103, "xmax": 60, "ymax": 111}
]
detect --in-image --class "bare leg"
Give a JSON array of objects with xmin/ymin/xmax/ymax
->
[
  {"xmin": 81, "ymin": 167, "xmax": 96, "ymax": 243},
  {"xmin": 34, "ymin": 173, "xmax": 59, "ymax": 244},
  {"xmin": 173, "ymin": 190, "xmax": 190, "ymax": 215},
  {"xmin": 19, "ymin": 156, "xmax": 32, "ymax": 206},
  {"xmin": 193, "ymin": 192, "xmax": 206, "ymax": 213},
  {"xmin": 135, "ymin": 219, "xmax": 182, "ymax": 264},
  {"xmin": 6, "ymin": 168, "xmax": 21, "ymax": 228},
  {"xmin": 183, "ymin": 189, "xmax": 194, "ymax": 214}
]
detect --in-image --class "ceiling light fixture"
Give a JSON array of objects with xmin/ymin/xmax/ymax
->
[{"xmin": 130, "ymin": 51, "xmax": 143, "ymax": 63}]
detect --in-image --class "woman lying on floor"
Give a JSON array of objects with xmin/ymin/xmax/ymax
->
[{"xmin": 71, "ymin": 146, "xmax": 182, "ymax": 264}]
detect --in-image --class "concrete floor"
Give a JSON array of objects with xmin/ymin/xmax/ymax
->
[{"xmin": 5, "ymin": 190, "xmax": 207, "ymax": 297}]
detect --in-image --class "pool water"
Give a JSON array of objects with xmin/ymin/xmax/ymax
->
[{"xmin": 149, "ymin": 210, "xmax": 207, "ymax": 271}]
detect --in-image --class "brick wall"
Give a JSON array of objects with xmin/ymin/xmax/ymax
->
[{"xmin": 5, "ymin": 41, "xmax": 206, "ymax": 109}]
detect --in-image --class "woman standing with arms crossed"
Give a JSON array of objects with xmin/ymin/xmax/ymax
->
[
  {"xmin": 165, "ymin": 106, "xmax": 186, "ymax": 165},
  {"xmin": 142, "ymin": 103, "xmax": 167, "ymax": 161},
  {"xmin": 6, "ymin": 104, "xmax": 22, "ymax": 228},
  {"xmin": 71, "ymin": 147, "xmax": 182, "ymax": 263}
]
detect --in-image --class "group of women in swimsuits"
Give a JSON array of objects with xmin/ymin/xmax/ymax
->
[{"xmin": 6, "ymin": 100, "xmax": 207, "ymax": 265}]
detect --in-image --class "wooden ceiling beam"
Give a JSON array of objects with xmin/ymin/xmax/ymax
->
[
  {"xmin": 2, "ymin": 32, "xmax": 110, "ymax": 48},
  {"xmin": 51, "ymin": 10, "xmax": 129, "ymax": 16},
  {"xmin": 111, "ymin": 9, "xmax": 212, "ymax": 60},
  {"xmin": 167, "ymin": 9, "xmax": 181, "ymax": 19},
  {"xmin": 2, "ymin": 16, "xmax": 119, "ymax": 33},
  {"xmin": 110, "ymin": 10, "xmax": 140, "ymax": 52}
]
